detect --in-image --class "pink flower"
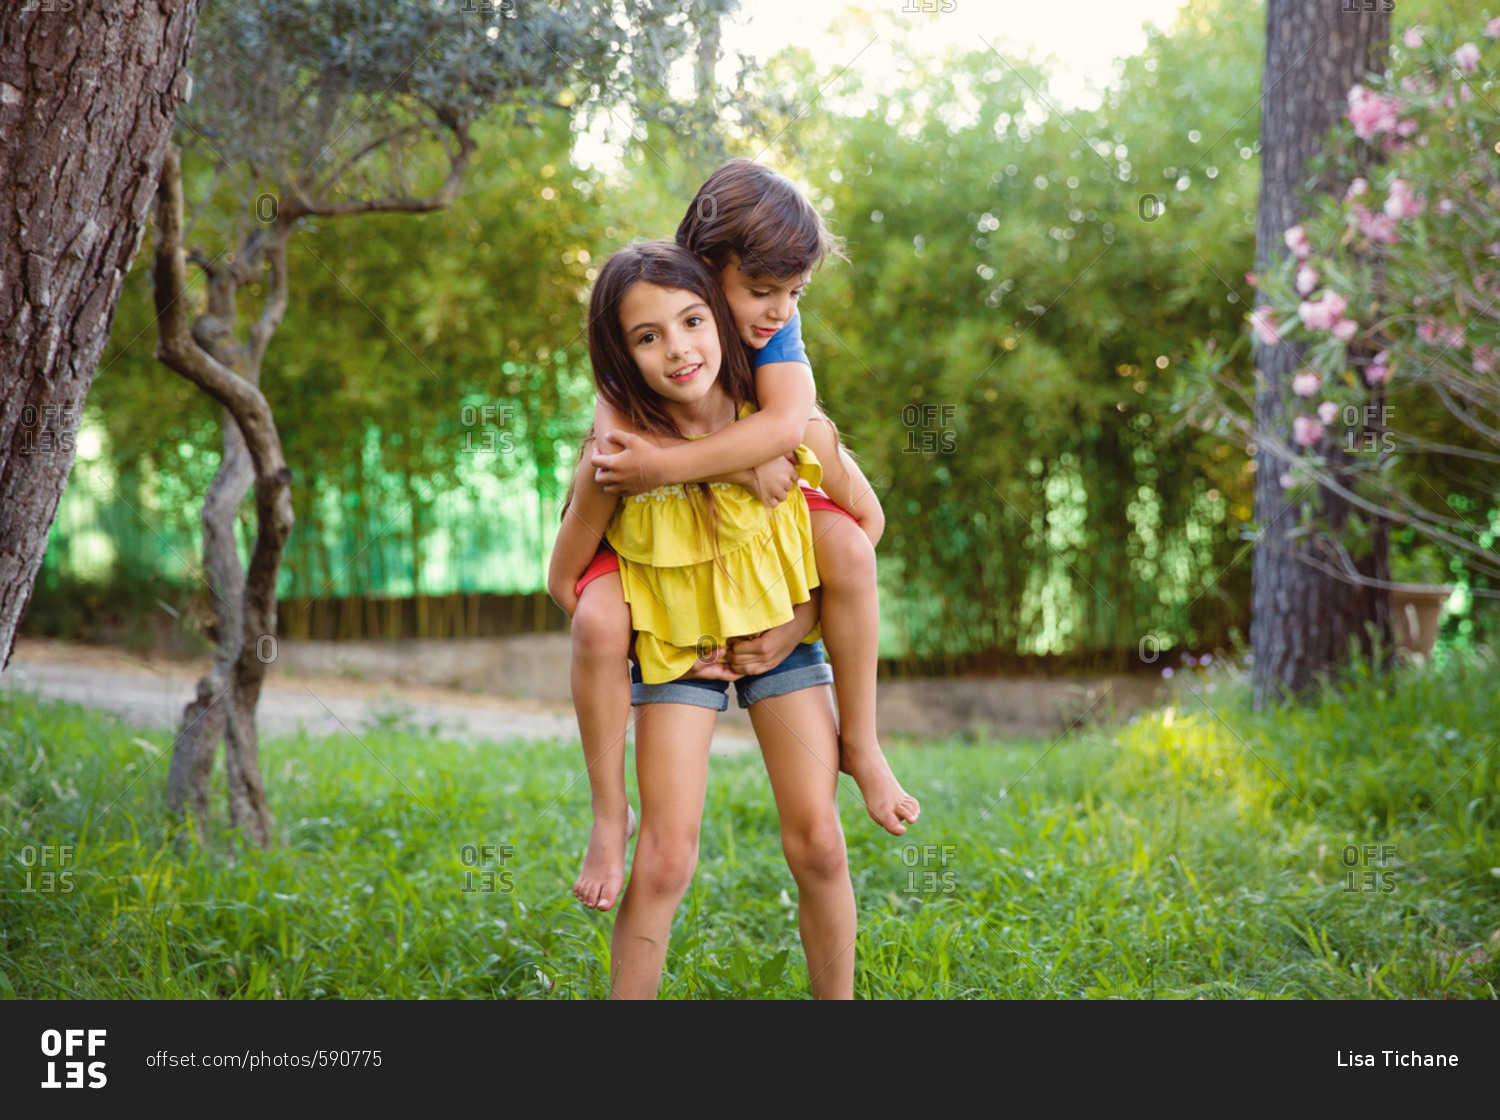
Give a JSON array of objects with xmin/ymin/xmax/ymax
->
[
  {"xmin": 1245, "ymin": 271, "xmax": 1258, "ymax": 287},
  {"xmin": 1284, "ymin": 224, "xmax": 1311, "ymax": 260},
  {"xmin": 1292, "ymin": 370, "xmax": 1321, "ymax": 397},
  {"xmin": 1332, "ymin": 317, "xmax": 1358, "ymax": 342},
  {"xmin": 1472, "ymin": 346, "xmax": 1495, "ymax": 374},
  {"xmin": 1488, "ymin": 17, "xmax": 1500, "ymax": 38},
  {"xmin": 1365, "ymin": 361, "xmax": 1390, "ymax": 386},
  {"xmin": 1352, "ymin": 203, "xmax": 1399, "ymax": 244},
  {"xmin": 1346, "ymin": 84, "xmax": 1407, "ymax": 139},
  {"xmin": 1279, "ymin": 472, "xmax": 1296, "ymax": 489},
  {"xmin": 1404, "ymin": 28, "xmax": 1423, "ymax": 49},
  {"xmin": 1298, "ymin": 290, "xmax": 1348, "ymax": 331},
  {"xmin": 1318, "ymin": 400, "xmax": 1340, "ymax": 425},
  {"xmin": 1455, "ymin": 43, "xmax": 1480, "ymax": 73},
  {"xmin": 1461, "ymin": 84, "xmax": 1474, "ymax": 103},
  {"xmin": 1293, "ymin": 415, "xmax": 1325, "ymax": 447},
  {"xmin": 1420, "ymin": 322, "xmax": 1466, "ymax": 349},
  {"xmin": 1296, "ymin": 265, "xmax": 1320, "ymax": 295},
  {"xmin": 1252, "ymin": 307, "xmax": 1281, "ymax": 347},
  {"xmin": 1437, "ymin": 198, "xmax": 1455, "ymax": 215},
  {"xmin": 1384, "ymin": 179, "xmax": 1422, "ymax": 219},
  {"xmin": 1345, "ymin": 177, "xmax": 1368, "ymax": 199}
]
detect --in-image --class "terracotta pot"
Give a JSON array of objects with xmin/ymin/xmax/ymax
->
[{"xmin": 1389, "ymin": 584, "xmax": 1454, "ymax": 656}]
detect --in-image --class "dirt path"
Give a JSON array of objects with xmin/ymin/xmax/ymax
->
[{"xmin": 0, "ymin": 638, "xmax": 757, "ymax": 754}]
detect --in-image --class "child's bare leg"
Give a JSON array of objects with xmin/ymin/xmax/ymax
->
[
  {"xmin": 609, "ymin": 701, "xmax": 717, "ymax": 999},
  {"xmin": 570, "ymin": 571, "xmax": 635, "ymax": 911},
  {"xmin": 748, "ymin": 683, "xmax": 855, "ymax": 999},
  {"xmin": 810, "ymin": 509, "xmax": 919, "ymax": 834}
]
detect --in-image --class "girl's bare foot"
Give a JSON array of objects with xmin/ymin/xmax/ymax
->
[
  {"xmin": 839, "ymin": 738, "xmax": 920, "ymax": 835},
  {"xmin": 574, "ymin": 803, "xmax": 637, "ymax": 911}
]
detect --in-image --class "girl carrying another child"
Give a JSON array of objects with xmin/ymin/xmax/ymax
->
[
  {"xmin": 550, "ymin": 240, "xmax": 856, "ymax": 998},
  {"xmin": 555, "ymin": 160, "xmax": 917, "ymax": 914}
]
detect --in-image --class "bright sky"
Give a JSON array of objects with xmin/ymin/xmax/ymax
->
[
  {"xmin": 726, "ymin": 0, "xmax": 1192, "ymax": 109},
  {"xmin": 577, "ymin": 0, "xmax": 1191, "ymax": 166}
]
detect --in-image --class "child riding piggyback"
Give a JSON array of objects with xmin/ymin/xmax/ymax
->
[{"xmin": 550, "ymin": 159, "xmax": 919, "ymax": 913}]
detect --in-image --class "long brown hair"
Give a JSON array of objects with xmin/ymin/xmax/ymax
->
[
  {"xmin": 586, "ymin": 239, "xmax": 757, "ymax": 433},
  {"xmin": 567, "ymin": 242, "xmax": 751, "ymax": 571}
]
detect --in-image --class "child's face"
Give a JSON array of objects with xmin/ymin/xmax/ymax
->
[
  {"xmin": 717, "ymin": 254, "xmax": 812, "ymax": 349},
  {"xmin": 618, "ymin": 281, "xmax": 723, "ymax": 407}
]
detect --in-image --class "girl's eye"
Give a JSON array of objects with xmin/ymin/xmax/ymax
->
[
  {"xmin": 750, "ymin": 290, "xmax": 770, "ymax": 299},
  {"xmin": 685, "ymin": 316, "xmax": 704, "ymax": 327},
  {"xmin": 636, "ymin": 332, "xmax": 657, "ymax": 345}
]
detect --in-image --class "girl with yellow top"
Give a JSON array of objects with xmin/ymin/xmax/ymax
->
[{"xmin": 548, "ymin": 241, "xmax": 856, "ymax": 999}]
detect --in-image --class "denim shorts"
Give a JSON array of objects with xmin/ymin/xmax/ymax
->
[{"xmin": 630, "ymin": 640, "xmax": 833, "ymax": 711}]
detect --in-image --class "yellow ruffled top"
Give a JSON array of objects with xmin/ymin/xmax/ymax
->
[{"xmin": 607, "ymin": 402, "xmax": 824, "ymax": 684}]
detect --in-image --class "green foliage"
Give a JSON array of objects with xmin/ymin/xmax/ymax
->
[
  {"xmin": 3, "ymin": 652, "xmax": 1495, "ymax": 999},
  {"xmin": 735, "ymin": 0, "xmax": 1268, "ymax": 661},
  {"xmin": 88, "ymin": 109, "xmax": 610, "ymax": 598}
]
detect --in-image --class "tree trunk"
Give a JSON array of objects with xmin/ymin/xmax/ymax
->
[
  {"xmin": 0, "ymin": 0, "xmax": 204, "ymax": 669},
  {"xmin": 166, "ymin": 282, "xmax": 257, "ymax": 827},
  {"xmin": 154, "ymin": 144, "xmax": 292, "ymax": 848},
  {"xmin": 1250, "ymin": 0, "xmax": 1392, "ymax": 709}
]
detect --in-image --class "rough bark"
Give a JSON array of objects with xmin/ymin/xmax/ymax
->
[
  {"xmin": 0, "ymin": 0, "xmax": 204, "ymax": 669},
  {"xmin": 1250, "ymin": 0, "xmax": 1393, "ymax": 710},
  {"xmin": 153, "ymin": 144, "xmax": 292, "ymax": 848}
]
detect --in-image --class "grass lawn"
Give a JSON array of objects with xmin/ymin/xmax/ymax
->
[{"xmin": 2, "ymin": 653, "xmax": 1497, "ymax": 999}]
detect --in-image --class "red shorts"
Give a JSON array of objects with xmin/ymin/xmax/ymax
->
[
  {"xmin": 575, "ymin": 545, "xmax": 621, "ymax": 596},
  {"xmin": 573, "ymin": 485, "xmax": 856, "ymax": 598},
  {"xmin": 800, "ymin": 482, "xmax": 858, "ymax": 524}
]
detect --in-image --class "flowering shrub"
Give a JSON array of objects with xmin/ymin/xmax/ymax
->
[{"xmin": 1242, "ymin": 16, "xmax": 1500, "ymax": 585}]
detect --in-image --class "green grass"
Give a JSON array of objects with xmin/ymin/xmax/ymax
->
[{"xmin": 2, "ymin": 652, "xmax": 1497, "ymax": 999}]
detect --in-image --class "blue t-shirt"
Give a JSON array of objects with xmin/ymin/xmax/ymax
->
[{"xmin": 750, "ymin": 311, "xmax": 810, "ymax": 369}]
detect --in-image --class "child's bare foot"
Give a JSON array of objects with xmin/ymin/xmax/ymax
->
[
  {"xmin": 574, "ymin": 803, "xmax": 637, "ymax": 911},
  {"xmin": 839, "ymin": 738, "xmax": 920, "ymax": 835}
]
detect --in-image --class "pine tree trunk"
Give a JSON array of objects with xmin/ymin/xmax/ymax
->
[
  {"xmin": 1251, "ymin": 0, "xmax": 1393, "ymax": 709},
  {"xmin": 0, "ymin": 0, "xmax": 204, "ymax": 668}
]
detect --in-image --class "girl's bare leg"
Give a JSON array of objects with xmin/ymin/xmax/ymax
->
[
  {"xmin": 809, "ymin": 509, "xmax": 919, "ymax": 834},
  {"xmin": 570, "ymin": 571, "xmax": 636, "ymax": 911},
  {"xmin": 609, "ymin": 701, "xmax": 718, "ymax": 999},
  {"xmin": 748, "ymin": 683, "xmax": 856, "ymax": 999}
]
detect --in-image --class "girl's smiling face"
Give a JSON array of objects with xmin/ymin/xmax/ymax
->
[
  {"xmin": 619, "ymin": 281, "xmax": 724, "ymax": 411},
  {"xmin": 717, "ymin": 254, "xmax": 812, "ymax": 348}
]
